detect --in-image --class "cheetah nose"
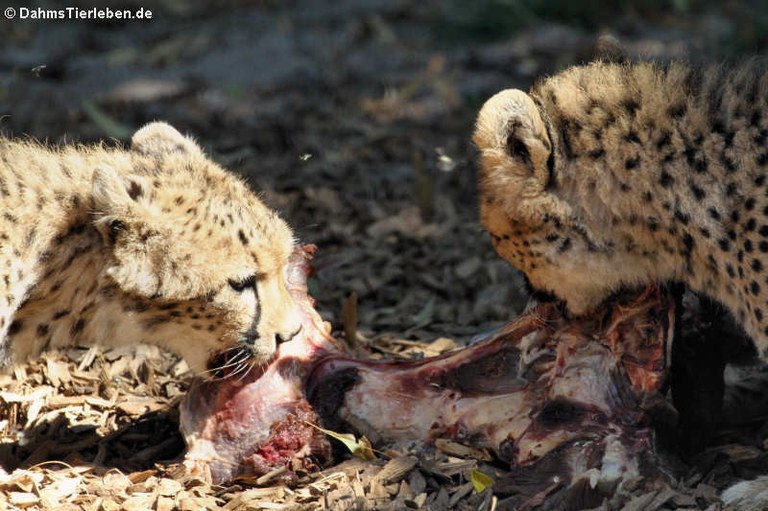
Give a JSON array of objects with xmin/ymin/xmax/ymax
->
[{"xmin": 277, "ymin": 325, "xmax": 303, "ymax": 344}]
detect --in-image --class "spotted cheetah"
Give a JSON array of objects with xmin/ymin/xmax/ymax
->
[
  {"xmin": 474, "ymin": 59, "xmax": 768, "ymax": 352},
  {"xmin": 474, "ymin": 59, "xmax": 768, "ymax": 506},
  {"xmin": 0, "ymin": 122, "xmax": 302, "ymax": 376}
]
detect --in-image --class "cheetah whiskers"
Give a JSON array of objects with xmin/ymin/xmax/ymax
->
[
  {"xmin": 235, "ymin": 359, "xmax": 258, "ymax": 382},
  {"xmin": 225, "ymin": 355, "xmax": 253, "ymax": 381},
  {"xmin": 203, "ymin": 345, "xmax": 253, "ymax": 380}
]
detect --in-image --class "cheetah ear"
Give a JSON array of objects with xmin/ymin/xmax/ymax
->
[
  {"xmin": 92, "ymin": 165, "xmax": 151, "ymax": 213},
  {"xmin": 474, "ymin": 89, "xmax": 552, "ymax": 189},
  {"xmin": 593, "ymin": 33, "xmax": 628, "ymax": 63},
  {"xmin": 131, "ymin": 122, "xmax": 203, "ymax": 157},
  {"xmin": 92, "ymin": 165, "xmax": 155, "ymax": 248}
]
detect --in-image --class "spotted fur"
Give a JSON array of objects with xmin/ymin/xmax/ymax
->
[
  {"xmin": 474, "ymin": 60, "xmax": 768, "ymax": 357},
  {"xmin": 0, "ymin": 122, "xmax": 301, "ymax": 374}
]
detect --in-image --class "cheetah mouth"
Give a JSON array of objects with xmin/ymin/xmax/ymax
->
[{"xmin": 205, "ymin": 345, "xmax": 265, "ymax": 381}]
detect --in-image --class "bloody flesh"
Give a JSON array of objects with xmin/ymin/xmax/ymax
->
[{"xmin": 181, "ymin": 246, "xmax": 673, "ymax": 498}]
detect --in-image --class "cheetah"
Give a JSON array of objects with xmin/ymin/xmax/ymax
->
[
  {"xmin": 473, "ymin": 59, "xmax": 768, "ymax": 506},
  {"xmin": 474, "ymin": 60, "xmax": 768, "ymax": 352},
  {"xmin": 0, "ymin": 122, "xmax": 302, "ymax": 376}
]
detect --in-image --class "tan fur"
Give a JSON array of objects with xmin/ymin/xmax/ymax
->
[
  {"xmin": 0, "ymin": 122, "xmax": 301, "ymax": 373},
  {"xmin": 475, "ymin": 60, "xmax": 768, "ymax": 357}
]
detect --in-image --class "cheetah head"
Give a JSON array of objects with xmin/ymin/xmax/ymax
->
[
  {"xmin": 474, "ymin": 90, "xmax": 643, "ymax": 315},
  {"xmin": 90, "ymin": 122, "xmax": 302, "ymax": 375}
]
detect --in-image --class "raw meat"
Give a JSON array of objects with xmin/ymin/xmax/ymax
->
[{"xmin": 181, "ymin": 246, "xmax": 674, "ymax": 505}]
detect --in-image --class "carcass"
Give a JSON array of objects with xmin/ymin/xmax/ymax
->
[{"xmin": 180, "ymin": 246, "xmax": 674, "ymax": 505}]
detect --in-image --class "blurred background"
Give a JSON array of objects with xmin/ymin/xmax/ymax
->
[{"xmin": 2, "ymin": 0, "xmax": 767, "ymax": 344}]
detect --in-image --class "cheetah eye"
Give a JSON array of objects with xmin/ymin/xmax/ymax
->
[{"xmin": 228, "ymin": 274, "xmax": 256, "ymax": 293}]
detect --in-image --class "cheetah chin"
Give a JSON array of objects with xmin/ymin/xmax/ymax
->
[{"xmin": 0, "ymin": 122, "xmax": 302, "ymax": 375}]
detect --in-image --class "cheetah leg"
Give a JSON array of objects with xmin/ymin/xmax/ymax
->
[{"xmin": 671, "ymin": 291, "xmax": 758, "ymax": 456}]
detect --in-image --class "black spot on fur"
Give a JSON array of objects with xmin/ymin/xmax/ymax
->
[
  {"xmin": 625, "ymin": 131, "xmax": 641, "ymax": 145},
  {"xmin": 622, "ymin": 99, "xmax": 641, "ymax": 117},
  {"xmin": 71, "ymin": 319, "xmax": 85, "ymax": 336},
  {"xmin": 52, "ymin": 310, "xmax": 70, "ymax": 320},
  {"xmin": 559, "ymin": 124, "xmax": 575, "ymax": 159},
  {"xmin": 722, "ymin": 156, "xmax": 738, "ymax": 173},
  {"xmin": 660, "ymin": 171, "xmax": 674, "ymax": 188},
  {"xmin": 689, "ymin": 184, "xmax": 706, "ymax": 201},
  {"xmin": 588, "ymin": 149, "xmax": 605, "ymax": 159},
  {"xmin": 238, "ymin": 229, "xmax": 249, "ymax": 246},
  {"xmin": 682, "ymin": 233, "xmax": 694, "ymax": 253},
  {"xmin": 675, "ymin": 209, "xmax": 691, "ymax": 226},
  {"xmin": 127, "ymin": 180, "xmax": 143, "ymax": 200},
  {"xmin": 8, "ymin": 320, "xmax": 22, "ymax": 335},
  {"xmin": 668, "ymin": 103, "xmax": 687, "ymax": 118}
]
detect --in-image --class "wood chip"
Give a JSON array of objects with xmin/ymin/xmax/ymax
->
[
  {"xmin": 255, "ymin": 466, "xmax": 287, "ymax": 486},
  {"xmin": 9, "ymin": 492, "xmax": 38, "ymax": 507},
  {"xmin": 435, "ymin": 439, "xmax": 492, "ymax": 462},
  {"xmin": 76, "ymin": 346, "xmax": 99, "ymax": 371},
  {"xmin": 156, "ymin": 496, "xmax": 176, "ymax": 511},
  {"xmin": 342, "ymin": 292, "xmax": 359, "ymax": 349},
  {"xmin": 156, "ymin": 477, "xmax": 183, "ymax": 496},
  {"xmin": 128, "ymin": 469, "xmax": 156, "ymax": 484},
  {"xmin": 121, "ymin": 495, "xmax": 155, "ymax": 511},
  {"xmin": 374, "ymin": 455, "xmax": 418, "ymax": 484},
  {"xmin": 448, "ymin": 482, "xmax": 474, "ymax": 507}
]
